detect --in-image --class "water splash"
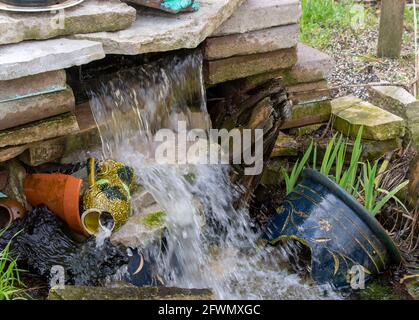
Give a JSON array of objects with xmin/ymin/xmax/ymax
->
[{"xmin": 88, "ymin": 51, "xmax": 340, "ymax": 299}]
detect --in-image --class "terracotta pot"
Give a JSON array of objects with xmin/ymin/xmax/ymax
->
[
  {"xmin": 0, "ymin": 197, "xmax": 26, "ymax": 228},
  {"xmin": 23, "ymin": 173, "xmax": 86, "ymax": 235}
]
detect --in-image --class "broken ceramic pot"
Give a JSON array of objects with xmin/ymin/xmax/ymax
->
[
  {"xmin": 0, "ymin": 196, "xmax": 26, "ymax": 229},
  {"xmin": 82, "ymin": 158, "xmax": 137, "ymax": 236},
  {"xmin": 261, "ymin": 169, "xmax": 402, "ymax": 289}
]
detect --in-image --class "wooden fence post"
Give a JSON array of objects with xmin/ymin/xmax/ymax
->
[{"xmin": 377, "ymin": 0, "xmax": 406, "ymax": 58}]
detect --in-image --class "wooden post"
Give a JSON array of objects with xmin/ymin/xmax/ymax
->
[{"xmin": 377, "ymin": 0, "xmax": 406, "ymax": 58}]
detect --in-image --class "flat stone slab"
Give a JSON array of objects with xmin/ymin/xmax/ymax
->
[
  {"xmin": 0, "ymin": 0, "xmax": 136, "ymax": 46},
  {"xmin": 213, "ymin": 0, "xmax": 301, "ymax": 36},
  {"xmin": 204, "ymin": 24, "xmax": 298, "ymax": 60},
  {"xmin": 0, "ymin": 112, "xmax": 79, "ymax": 148},
  {"xmin": 368, "ymin": 85, "xmax": 416, "ymax": 119},
  {"xmin": 287, "ymin": 44, "xmax": 335, "ymax": 85},
  {"xmin": 205, "ymin": 47, "xmax": 297, "ymax": 85},
  {"xmin": 0, "ymin": 70, "xmax": 66, "ymax": 102},
  {"xmin": 0, "ymin": 145, "xmax": 27, "ymax": 163},
  {"xmin": 332, "ymin": 96, "xmax": 405, "ymax": 141},
  {"xmin": 287, "ymin": 80, "xmax": 330, "ymax": 104},
  {"xmin": 0, "ymin": 38, "xmax": 105, "ymax": 81},
  {"xmin": 281, "ymin": 99, "xmax": 331, "ymax": 129},
  {"xmin": 74, "ymin": 0, "xmax": 244, "ymax": 55},
  {"xmin": 0, "ymin": 87, "xmax": 75, "ymax": 131},
  {"xmin": 48, "ymin": 285, "xmax": 213, "ymax": 300}
]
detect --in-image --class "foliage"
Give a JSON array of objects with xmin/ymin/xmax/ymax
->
[
  {"xmin": 300, "ymin": 0, "xmax": 375, "ymax": 48},
  {"xmin": 281, "ymin": 128, "xmax": 409, "ymax": 216},
  {"xmin": 0, "ymin": 229, "xmax": 24, "ymax": 300}
]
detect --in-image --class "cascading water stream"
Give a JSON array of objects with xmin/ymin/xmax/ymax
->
[{"xmin": 87, "ymin": 51, "xmax": 339, "ymax": 299}]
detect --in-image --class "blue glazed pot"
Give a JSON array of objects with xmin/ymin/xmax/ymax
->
[{"xmin": 262, "ymin": 169, "xmax": 402, "ymax": 289}]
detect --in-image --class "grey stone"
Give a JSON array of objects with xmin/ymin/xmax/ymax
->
[
  {"xmin": 204, "ymin": 24, "xmax": 299, "ymax": 60},
  {"xmin": 0, "ymin": 87, "xmax": 75, "ymax": 131},
  {"xmin": 0, "ymin": 70, "xmax": 66, "ymax": 102},
  {"xmin": 287, "ymin": 80, "xmax": 331, "ymax": 104},
  {"xmin": 205, "ymin": 47, "xmax": 297, "ymax": 85},
  {"xmin": 0, "ymin": 145, "xmax": 27, "ymax": 163},
  {"xmin": 332, "ymin": 97, "xmax": 405, "ymax": 141},
  {"xmin": 0, "ymin": 0, "xmax": 136, "ymax": 45},
  {"xmin": 48, "ymin": 285, "xmax": 213, "ymax": 300},
  {"xmin": 281, "ymin": 99, "xmax": 332, "ymax": 129},
  {"xmin": 74, "ymin": 0, "xmax": 245, "ymax": 55},
  {"xmin": 287, "ymin": 44, "xmax": 335, "ymax": 84},
  {"xmin": 213, "ymin": 0, "xmax": 301, "ymax": 36},
  {"xmin": 368, "ymin": 85, "xmax": 416, "ymax": 119},
  {"xmin": 0, "ymin": 38, "xmax": 105, "ymax": 81},
  {"xmin": 0, "ymin": 112, "xmax": 79, "ymax": 148}
]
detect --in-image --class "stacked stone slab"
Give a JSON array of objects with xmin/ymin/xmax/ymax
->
[
  {"xmin": 0, "ymin": 0, "xmax": 138, "ymax": 165},
  {"xmin": 204, "ymin": 0, "xmax": 334, "ymax": 131}
]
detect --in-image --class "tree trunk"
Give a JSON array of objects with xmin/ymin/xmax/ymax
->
[{"xmin": 377, "ymin": 0, "xmax": 406, "ymax": 58}]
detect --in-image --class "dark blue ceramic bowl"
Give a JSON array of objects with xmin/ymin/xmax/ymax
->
[{"xmin": 262, "ymin": 169, "xmax": 401, "ymax": 289}]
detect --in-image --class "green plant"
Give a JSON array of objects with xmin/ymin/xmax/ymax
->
[
  {"xmin": 0, "ymin": 230, "xmax": 24, "ymax": 300},
  {"xmin": 281, "ymin": 127, "xmax": 409, "ymax": 216},
  {"xmin": 361, "ymin": 161, "xmax": 410, "ymax": 216},
  {"xmin": 283, "ymin": 141, "xmax": 313, "ymax": 195}
]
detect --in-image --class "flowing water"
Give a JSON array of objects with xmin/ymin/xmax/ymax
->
[{"xmin": 87, "ymin": 51, "xmax": 339, "ymax": 299}]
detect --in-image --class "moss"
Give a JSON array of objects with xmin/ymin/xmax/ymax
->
[
  {"xmin": 359, "ymin": 281, "xmax": 401, "ymax": 300},
  {"xmin": 140, "ymin": 211, "xmax": 165, "ymax": 228}
]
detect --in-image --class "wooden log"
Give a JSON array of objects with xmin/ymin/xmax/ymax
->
[{"xmin": 377, "ymin": 0, "xmax": 406, "ymax": 58}]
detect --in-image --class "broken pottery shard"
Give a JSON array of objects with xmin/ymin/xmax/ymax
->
[
  {"xmin": 124, "ymin": 0, "xmax": 199, "ymax": 13},
  {"xmin": 0, "ymin": 87, "xmax": 75, "ymax": 131},
  {"xmin": 73, "ymin": 0, "xmax": 245, "ymax": 55},
  {"xmin": 0, "ymin": 38, "xmax": 105, "ymax": 81},
  {"xmin": 0, "ymin": 112, "xmax": 79, "ymax": 148},
  {"xmin": 0, "ymin": 70, "xmax": 66, "ymax": 102},
  {"xmin": 48, "ymin": 285, "xmax": 213, "ymax": 300},
  {"xmin": 280, "ymin": 99, "xmax": 332, "ymax": 129},
  {"xmin": 0, "ymin": 0, "xmax": 136, "ymax": 45},
  {"xmin": 213, "ymin": 0, "xmax": 301, "ymax": 36},
  {"xmin": 332, "ymin": 97, "xmax": 405, "ymax": 141},
  {"xmin": 205, "ymin": 47, "xmax": 297, "ymax": 85},
  {"xmin": 204, "ymin": 24, "xmax": 299, "ymax": 60}
]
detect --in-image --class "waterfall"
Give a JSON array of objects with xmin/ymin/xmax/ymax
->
[{"xmin": 87, "ymin": 51, "xmax": 339, "ymax": 299}]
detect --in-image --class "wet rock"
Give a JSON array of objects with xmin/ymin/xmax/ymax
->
[
  {"xmin": 260, "ymin": 159, "xmax": 287, "ymax": 186},
  {"xmin": 0, "ymin": 70, "xmax": 66, "ymax": 102},
  {"xmin": 48, "ymin": 285, "xmax": 213, "ymax": 300},
  {"xmin": 0, "ymin": 205, "xmax": 129, "ymax": 286},
  {"xmin": 281, "ymin": 99, "xmax": 332, "ymax": 129},
  {"xmin": 0, "ymin": 145, "xmax": 27, "ymax": 163},
  {"xmin": 204, "ymin": 24, "xmax": 298, "ymax": 60},
  {"xmin": 406, "ymin": 102, "xmax": 419, "ymax": 149},
  {"xmin": 0, "ymin": 87, "xmax": 75, "ymax": 131},
  {"xmin": 0, "ymin": 38, "xmax": 105, "ymax": 81},
  {"xmin": 332, "ymin": 98, "xmax": 405, "ymax": 141},
  {"xmin": 111, "ymin": 208, "xmax": 166, "ymax": 248},
  {"xmin": 74, "ymin": 0, "xmax": 244, "ymax": 55},
  {"xmin": 361, "ymin": 138, "xmax": 402, "ymax": 160},
  {"xmin": 0, "ymin": 113, "xmax": 79, "ymax": 148},
  {"xmin": 1, "ymin": 159, "xmax": 27, "ymax": 208},
  {"xmin": 0, "ymin": 0, "xmax": 136, "ymax": 45},
  {"xmin": 271, "ymin": 131, "xmax": 298, "ymax": 157},
  {"xmin": 213, "ymin": 0, "xmax": 301, "ymax": 36},
  {"xmin": 205, "ymin": 47, "xmax": 297, "ymax": 85}
]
